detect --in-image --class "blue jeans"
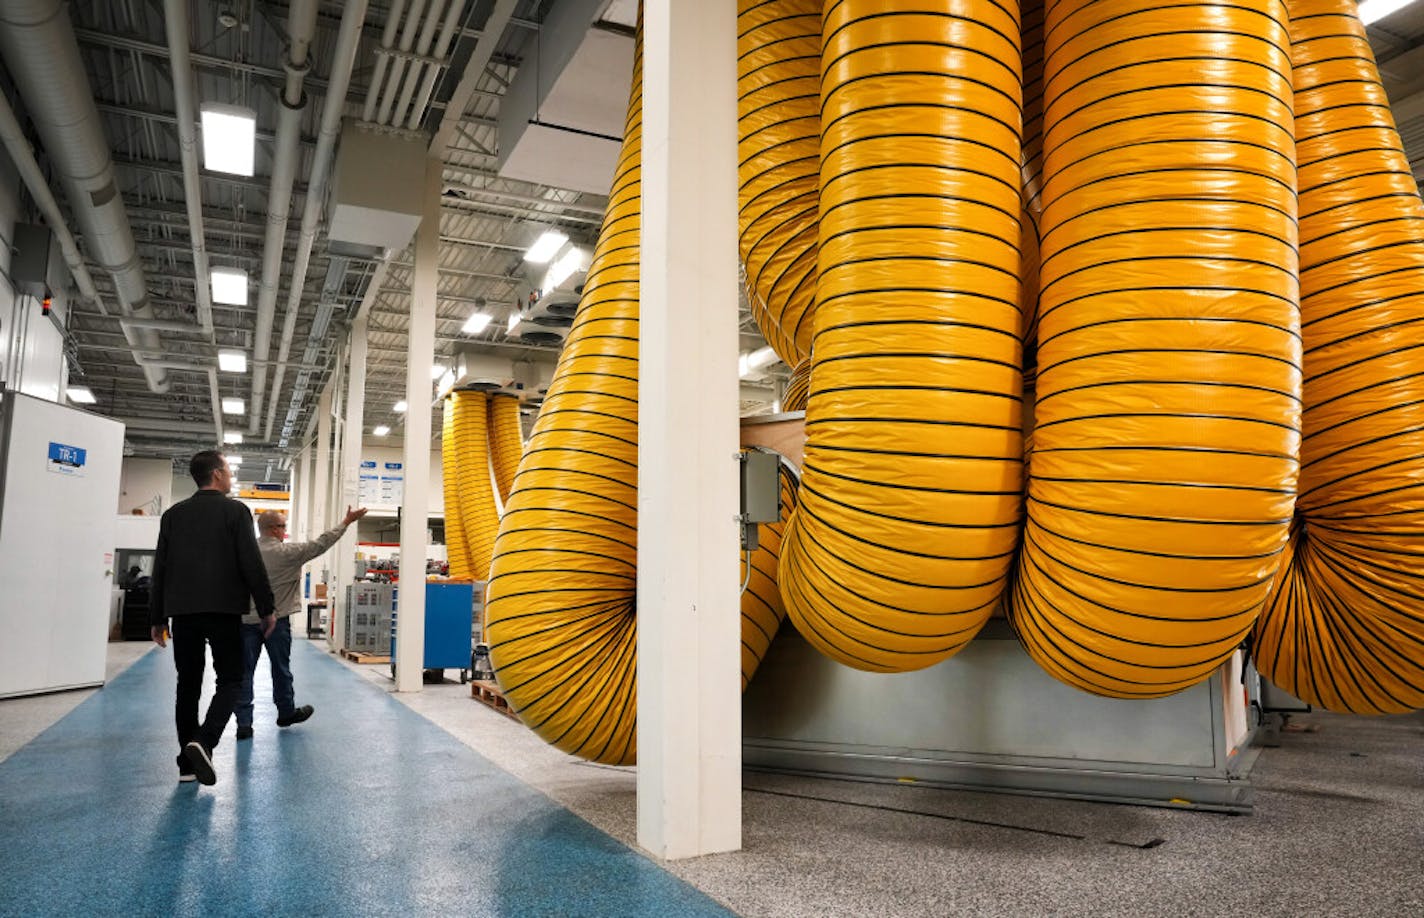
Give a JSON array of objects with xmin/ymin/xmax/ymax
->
[{"xmin": 236, "ymin": 617, "xmax": 296, "ymax": 727}]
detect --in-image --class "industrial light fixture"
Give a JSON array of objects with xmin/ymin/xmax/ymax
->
[
  {"xmin": 545, "ymin": 246, "xmax": 585, "ymax": 291},
  {"xmin": 393, "ymin": 400, "xmax": 408, "ymax": 413},
  {"xmin": 222, "ymin": 397, "xmax": 245, "ymax": 414},
  {"xmin": 210, "ymin": 267, "xmax": 249, "ymax": 306},
  {"xmin": 507, "ymin": 312, "xmax": 521, "ymax": 334},
  {"xmin": 738, "ymin": 346, "xmax": 778, "ymax": 379},
  {"xmin": 226, "ymin": 454, "xmax": 243, "ymax": 465},
  {"xmin": 524, "ymin": 229, "xmax": 568, "ymax": 264},
  {"xmin": 1358, "ymin": 0, "xmax": 1416, "ymax": 23},
  {"xmin": 66, "ymin": 386, "xmax": 96, "ymax": 404},
  {"xmin": 373, "ymin": 425, "xmax": 390, "ymax": 437},
  {"xmin": 224, "ymin": 431, "xmax": 243, "ymax": 444},
  {"xmin": 199, "ymin": 103, "xmax": 256, "ymax": 176},
  {"xmin": 218, "ymin": 349, "xmax": 247, "ymax": 373},
  {"xmin": 462, "ymin": 312, "xmax": 493, "ymax": 335}
]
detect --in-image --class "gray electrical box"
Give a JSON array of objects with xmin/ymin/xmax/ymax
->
[
  {"xmin": 738, "ymin": 449, "xmax": 780, "ymax": 551},
  {"xmin": 11, "ymin": 224, "xmax": 53, "ymax": 299}
]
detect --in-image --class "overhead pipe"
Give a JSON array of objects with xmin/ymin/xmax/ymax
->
[
  {"xmin": 389, "ymin": 0, "xmax": 453, "ymax": 127},
  {"xmin": 375, "ymin": 0, "xmax": 434, "ymax": 125},
  {"xmin": 0, "ymin": 91, "xmax": 107, "ymax": 316},
  {"xmin": 403, "ymin": 0, "xmax": 468, "ymax": 129},
  {"xmin": 248, "ymin": 0, "xmax": 319, "ymax": 434},
  {"xmin": 263, "ymin": 0, "xmax": 372, "ymax": 441},
  {"xmin": 0, "ymin": 0, "xmax": 168, "ymax": 393},
  {"xmin": 120, "ymin": 317, "xmax": 210, "ymax": 334},
  {"xmin": 362, "ymin": 0, "xmax": 410, "ymax": 122},
  {"xmin": 161, "ymin": 0, "xmax": 214, "ymax": 337}
]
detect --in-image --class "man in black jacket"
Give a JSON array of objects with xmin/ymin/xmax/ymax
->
[{"xmin": 151, "ymin": 450, "xmax": 277, "ymax": 786}]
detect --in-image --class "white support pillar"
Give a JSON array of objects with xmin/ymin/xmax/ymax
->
[
  {"xmin": 295, "ymin": 446, "xmax": 312, "ymax": 541},
  {"xmin": 313, "ymin": 380, "xmax": 335, "ymax": 647},
  {"xmin": 335, "ymin": 313, "xmax": 368, "ymax": 605},
  {"xmin": 395, "ymin": 155, "xmax": 440, "ymax": 692},
  {"xmin": 636, "ymin": 0, "xmax": 741, "ymax": 860}
]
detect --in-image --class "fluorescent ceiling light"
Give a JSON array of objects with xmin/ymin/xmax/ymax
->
[
  {"xmin": 222, "ymin": 397, "xmax": 245, "ymax": 414},
  {"xmin": 462, "ymin": 312, "xmax": 493, "ymax": 335},
  {"xmin": 226, "ymin": 454, "xmax": 243, "ymax": 465},
  {"xmin": 223, "ymin": 431, "xmax": 243, "ymax": 444},
  {"xmin": 393, "ymin": 400, "xmax": 408, "ymax": 413},
  {"xmin": 211, "ymin": 267, "xmax": 249, "ymax": 306},
  {"xmin": 218, "ymin": 349, "xmax": 247, "ymax": 373},
  {"xmin": 373, "ymin": 425, "xmax": 390, "ymax": 437},
  {"xmin": 507, "ymin": 312, "xmax": 521, "ymax": 334},
  {"xmin": 1358, "ymin": 0, "xmax": 1416, "ymax": 23},
  {"xmin": 545, "ymin": 246, "xmax": 585, "ymax": 291},
  {"xmin": 66, "ymin": 386, "xmax": 96, "ymax": 404},
  {"xmin": 200, "ymin": 103, "xmax": 256, "ymax": 176},
  {"xmin": 524, "ymin": 230, "xmax": 568, "ymax": 264}
]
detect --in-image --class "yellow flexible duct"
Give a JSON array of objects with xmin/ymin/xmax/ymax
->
[
  {"xmin": 777, "ymin": 0, "xmax": 1025, "ymax": 673},
  {"xmin": 741, "ymin": 458, "xmax": 801, "ymax": 688},
  {"xmin": 738, "ymin": 0, "xmax": 823, "ymax": 365},
  {"xmin": 1251, "ymin": 0, "xmax": 1424, "ymax": 714},
  {"xmin": 487, "ymin": 393, "xmax": 524, "ymax": 506},
  {"xmin": 1020, "ymin": 0, "xmax": 1045, "ymax": 217},
  {"xmin": 454, "ymin": 390, "xmax": 501, "ymax": 580},
  {"xmin": 442, "ymin": 394, "xmax": 474, "ymax": 580},
  {"xmin": 782, "ymin": 358, "xmax": 811, "ymax": 413},
  {"xmin": 1007, "ymin": 0, "xmax": 1301, "ymax": 698},
  {"xmin": 483, "ymin": 29, "xmax": 644, "ymax": 765}
]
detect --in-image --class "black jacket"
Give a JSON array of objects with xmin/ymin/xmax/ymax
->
[{"xmin": 150, "ymin": 490, "xmax": 276, "ymax": 625}]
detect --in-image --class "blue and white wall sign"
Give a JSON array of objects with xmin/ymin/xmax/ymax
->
[{"xmin": 46, "ymin": 441, "xmax": 87, "ymax": 477}]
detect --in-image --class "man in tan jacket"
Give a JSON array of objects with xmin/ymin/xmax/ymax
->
[{"xmin": 234, "ymin": 505, "xmax": 368, "ymax": 739}]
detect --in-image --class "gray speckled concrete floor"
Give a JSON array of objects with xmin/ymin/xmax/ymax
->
[{"xmin": 10, "ymin": 641, "xmax": 1423, "ymax": 917}]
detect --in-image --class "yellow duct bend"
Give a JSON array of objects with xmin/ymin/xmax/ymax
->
[
  {"xmin": 1008, "ymin": 0, "xmax": 1301, "ymax": 697},
  {"xmin": 741, "ymin": 457, "xmax": 801, "ymax": 688},
  {"xmin": 1251, "ymin": 0, "xmax": 1424, "ymax": 714},
  {"xmin": 738, "ymin": 0, "xmax": 822, "ymax": 366},
  {"xmin": 487, "ymin": 392, "xmax": 523, "ymax": 505},
  {"xmin": 778, "ymin": 0, "xmax": 1025, "ymax": 673},
  {"xmin": 483, "ymin": 34, "xmax": 644, "ymax": 765},
  {"xmin": 442, "ymin": 395, "xmax": 474, "ymax": 580},
  {"xmin": 782, "ymin": 358, "xmax": 811, "ymax": 413},
  {"xmin": 454, "ymin": 390, "xmax": 501, "ymax": 580}
]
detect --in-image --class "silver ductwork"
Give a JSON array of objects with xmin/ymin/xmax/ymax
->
[
  {"xmin": 264, "ymin": 0, "xmax": 371, "ymax": 441},
  {"xmin": 0, "ymin": 0, "xmax": 169, "ymax": 393},
  {"xmin": 248, "ymin": 0, "xmax": 319, "ymax": 434}
]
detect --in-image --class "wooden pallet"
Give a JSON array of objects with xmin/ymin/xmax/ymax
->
[
  {"xmin": 471, "ymin": 679, "xmax": 519, "ymax": 720},
  {"xmin": 341, "ymin": 650, "xmax": 391, "ymax": 664}
]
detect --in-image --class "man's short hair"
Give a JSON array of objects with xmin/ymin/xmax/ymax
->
[
  {"xmin": 256, "ymin": 510, "xmax": 287, "ymax": 533},
  {"xmin": 190, "ymin": 450, "xmax": 226, "ymax": 487}
]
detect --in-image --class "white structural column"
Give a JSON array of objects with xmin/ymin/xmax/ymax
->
[
  {"xmin": 395, "ymin": 155, "xmax": 440, "ymax": 692},
  {"xmin": 335, "ymin": 313, "xmax": 368, "ymax": 605},
  {"xmin": 313, "ymin": 380, "xmax": 335, "ymax": 647},
  {"xmin": 636, "ymin": 0, "xmax": 741, "ymax": 860}
]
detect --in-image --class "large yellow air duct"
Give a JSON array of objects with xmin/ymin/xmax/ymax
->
[
  {"xmin": 777, "ymin": 0, "xmax": 1026, "ymax": 673},
  {"xmin": 1006, "ymin": 0, "xmax": 1302, "ymax": 697},
  {"xmin": 1250, "ymin": 0, "xmax": 1424, "ymax": 714},
  {"xmin": 483, "ymin": 31, "xmax": 645, "ymax": 765},
  {"xmin": 441, "ymin": 394, "xmax": 474, "ymax": 580},
  {"xmin": 453, "ymin": 390, "xmax": 501, "ymax": 580},
  {"xmin": 487, "ymin": 392, "xmax": 524, "ymax": 505},
  {"xmin": 738, "ymin": 0, "xmax": 823, "ymax": 366}
]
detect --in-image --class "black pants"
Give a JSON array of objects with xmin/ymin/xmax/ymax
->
[{"xmin": 171, "ymin": 613, "xmax": 244, "ymax": 752}]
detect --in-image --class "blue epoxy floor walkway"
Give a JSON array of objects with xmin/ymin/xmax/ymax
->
[{"xmin": 0, "ymin": 640, "xmax": 733, "ymax": 918}]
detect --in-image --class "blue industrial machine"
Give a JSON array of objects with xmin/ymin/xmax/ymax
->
[{"xmin": 390, "ymin": 581, "xmax": 475, "ymax": 683}]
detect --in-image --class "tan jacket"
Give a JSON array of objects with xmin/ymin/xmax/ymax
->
[{"xmin": 243, "ymin": 523, "xmax": 349, "ymax": 622}]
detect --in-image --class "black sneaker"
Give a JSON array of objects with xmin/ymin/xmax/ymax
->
[
  {"xmin": 236, "ymin": 725, "xmax": 254, "ymax": 740},
  {"xmin": 182, "ymin": 741, "xmax": 216, "ymax": 786},
  {"xmin": 276, "ymin": 704, "xmax": 314, "ymax": 727},
  {"xmin": 177, "ymin": 753, "xmax": 196, "ymax": 784}
]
